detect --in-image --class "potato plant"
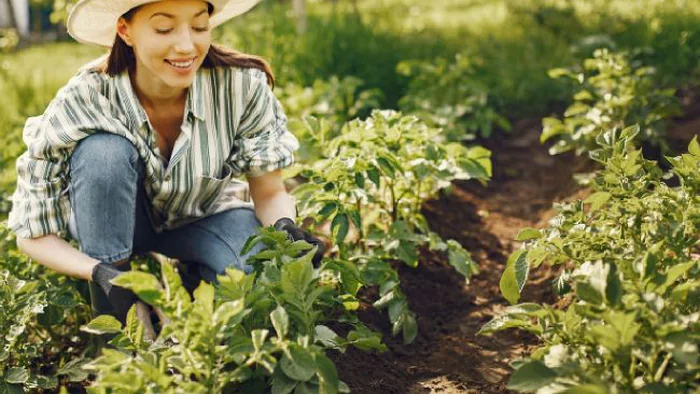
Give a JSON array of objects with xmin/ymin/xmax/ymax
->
[
  {"xmin": 291, "ymin": 110, "xmax": 490, "ymax": 343},
  {"xmin": 82, "ymin": 227, "xmax": 386, "ymax": 394},
  {"xmin": 481, "ymin": 127, "xmax": 700, "ymax": 393},
  {"xmin": 0, "ymin": 225, "xmax": 93, "ymax": 393},
  {"xmin": 277, "ymin": 76, "xmax": 383, "ymax": 164},
  {"xmin": 397, "ymin": 53, "xmax": 512, "ymax": 142},
  {"xmin": 541, "ymin": 49, "xmax": 681, "ymax": 155}
]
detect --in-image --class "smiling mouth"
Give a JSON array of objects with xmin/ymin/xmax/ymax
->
[{"xmin": 165, "ymin": 58, "xmax": 195, "ymax": 69}]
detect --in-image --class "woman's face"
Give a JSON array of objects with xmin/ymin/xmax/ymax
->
[{"xmin": 117, "ymin": 0, "xmax": 212, "ymax": 91}]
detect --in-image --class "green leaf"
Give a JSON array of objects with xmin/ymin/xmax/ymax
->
[
  {"xmin": 214, "ymin": 300, "xmax": 245, "ymax": 326},
  {"xmin": 657, "ymin": 261, "xmax": 696, "ymax": 294},
  {"xmin": 688, "ymin": 135, "xmax": 700, "ymax": 156},
  {"xmin": 507, "ymin": 360, "xmax": 557, "ymax": 391},
  {"xmin": 376, "ymin": 156, "xmax": 396, "ymax": 179},
  {"xmin": 315, "ymin": 353, "xmax": 339, "ymax": 394},
  {"xmin": 605, "ymin": 264, "xmax": 621, "ymax": 306},
  {"xmin": 280, "ymin": 346, "xmax": 316, "ymax": 381},
  {"xmin": 561, "ymin": 384, "xmax": 610, "ymax": 394},
  {"xmin": 331, "ymin": 213, "xmax": 350, "ymax": 246},
  {"xmin": 271, "ymin": 367, "xmax": 298, "ymax": 394},
  {"xmin": 193, "ymin": 281, "xmax": 215, "ymax": 316},
  {"xmin": 402, "ymin": 313, "xmax": 418, "ymax": 344},
  {"xmin": 478, "ymin": 303, "xmax": 545, "ymax": 335},
  {"xmin": 447, "ymin": 240, "xmax": 478, "ymax": 280},
  {"xmin": 588, "ymin": 325, "xmax": 621, "ymax": 351},
  {"xmin": 396, "ymin": 240, "xmax": 419, "ymax": 267},
  {"xmin": 547, "ymin": 68, "xmax": 571, "ymax": 79},
  {"xmin": 366, "ymin": 167, "xmax": 381, "ymax": 187},
  {"xmin": 605, "ymin": 311, "xmax": 640, "ymax": 348},
  {"xmin": 516, "ymin": 228, "xmax": 542, "ymax": 241},
  {"xmin": 281, "ymin": 256, "xmax": 314, "ymax": 296},
  {"xmin": 317, "ymin": 202, "xmax": 338, "ymax": 223},
  {"xmin": 354, "ymin": 172, "xmax": 365, "ymax": 189},
  {"xmin": 584, "ymin": 192, "xmax": 611, "ymax": 212},
  {"xmin": 271, "ymin": 306, "xmax": 289, "ymax": 339},
  {"xmin": 0, "ymin": 382, "xmax": 24, "ymax": 394},
  {"xmin": 111, "ymin": 271, "xmax": 162, "ymax": 304},
  {"xmin": 576, "ymin": 282, "xmax": 604, "ymax": 305},
  {"xmin": 50, "ymin": 294, "xmax": 78, "ymax": 308},
  {"xmin": 348, "ymin": 210, "xmax": 362, "ymax": 234},
  {"xmin": 500, "ymin": 250, "xmax": 529, "ymax": 304},
  {"xmin": 81, "ymin": 315, "xmax": 123, "ymax": 335},
  {"xmin": 4, "ymin": 368, "xmax": 29, "ymax": 384},
  {"xmin": 314, "ymin": 325, "xmax": 342, "ymax": 349}
]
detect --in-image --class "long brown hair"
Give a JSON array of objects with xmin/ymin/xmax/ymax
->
[{"xmin": 99, "ymin": 3, "xmax": 275, "ymax": 88}]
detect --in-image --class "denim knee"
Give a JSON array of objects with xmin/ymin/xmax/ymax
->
[
  {"xmin": 71, "ymin": 132, "xmax": 143, "ymax": 184},
  {"xmin": 69, "ymin": 132, "xmax": 149, "ymax": 264}
]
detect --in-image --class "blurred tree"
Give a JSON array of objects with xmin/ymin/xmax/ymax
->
[
  {"xmin": 292, "ymin": 0, "xmax": 306, "ymax": 34},
  {"xmin": 4, "ymin": 0, "xmax": 19, "ymax": 30}
]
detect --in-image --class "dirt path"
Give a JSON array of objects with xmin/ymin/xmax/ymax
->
[{"xmin": 331, "ymin": 119, "xmax": 595, "ymax": 393}]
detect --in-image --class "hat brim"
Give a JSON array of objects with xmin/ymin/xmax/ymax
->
[{"xmin": 67, "ymin": 0, "xmax": 262, "ymax": 47}]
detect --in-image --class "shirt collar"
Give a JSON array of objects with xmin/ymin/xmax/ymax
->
[
  {"xmin": 186, "ymin": 70, "xmax": 205, "ymax": 121},
  {"xmin": 115, "ymin": 70, "xmax": 149, "ymax": 131},
  {"xmin": 115, "ymin": 69, "xmax": 206, "ymax": 131}
]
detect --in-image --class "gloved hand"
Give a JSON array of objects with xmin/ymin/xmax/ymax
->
[
  {"xmin": 91, "ymin": 262, "xmax": 138, "ymax": 324},
  {"xmin": 274, "ymin": 217, "xmax": 326, "ymax": 267}
]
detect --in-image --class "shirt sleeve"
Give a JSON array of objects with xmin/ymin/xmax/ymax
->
[
  {"xmin": 7, "ymin": 71, "xmax": 128, "ymax": 239},
  {"xmin": 229, "ymin": 69, "xmax": 300, "ymax": 178},
  {"xmin": 7, "ymin": 113, "xmax": 73, "ymax": 239}
]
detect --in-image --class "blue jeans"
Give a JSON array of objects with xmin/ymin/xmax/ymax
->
[{"xmin": 68, "ymin": 132, "xmax": 264, "ymax": 284}]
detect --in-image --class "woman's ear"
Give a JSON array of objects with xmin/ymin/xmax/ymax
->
[{"xmin": 116, "ymin": 18, "xmax": 134, "ymax": 47}]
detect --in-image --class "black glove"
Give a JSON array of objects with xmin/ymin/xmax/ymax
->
[
  {"xmin": 274, "ymin": 217, "xmax": 326, "ymax": 267},
  {"xmin": 91, "ymin": 262, "xmax": 138, "ymax": 325}
]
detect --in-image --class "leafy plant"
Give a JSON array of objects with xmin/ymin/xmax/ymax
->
[
  {"xmin": 291, "ymin": 110, "xmax": 489, "ymax": 342},
  {"xmin": 277, "ymin": 75, "xmax": 383, "ymax": 163},
  {"xmin": 82, "ymin": 226, "xmax": 386, "ymax": 393},
  {"xmin": 397, "ymin": 54, "xmax": 511, "ymax": 142},
  {"xmin": 541, "ymin": 49, "xmax": 681, "ymax": 155},
  {"xmin": 0, "ymin": 223, "xmax": 93, "ymax": 393},
  {"xmin": 481, "ymin": 127, "xmax": 700, "ymax": 393}
]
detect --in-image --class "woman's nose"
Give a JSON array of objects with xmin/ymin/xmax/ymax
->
[{"xmin": 173, "ymin": 28, "xmax": 196, "ymax": 53}]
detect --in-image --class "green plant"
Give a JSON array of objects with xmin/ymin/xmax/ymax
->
[
  {"xmin": 397, "ymin": 54, "xmax": 511, "ymax": 142},
  {"xmin": 291, "ymin": 110, "xmax": 489, "ymax": 343},
  {"xmin": 0, "ymin": 223, "xmax": 93, "ymax": 393},
  {"xmin": 82, "ymin": 227, "xmax": 386, "ymax": 393},
  {"xmin": 541, "ymin": 49, "xmax": 681, "ymax": 155},
  {"xmin": 277, "ymin": 76, "xmax": 383, "ymax": 163},
  {"xmin": 481, "ymin": 127, "xmax": 700, "ymax": 392}
]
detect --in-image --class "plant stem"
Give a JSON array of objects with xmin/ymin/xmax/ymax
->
[
  {"xmin": 389, "ymin": 179, "xmax": 397, "ymax": 222},
  {"xmin": 356, "ymin": 198, "xmax": 365, "ymax": 253},
  {"xmin": 654, "ymin": 352, "xmax": 672, "ymax": 382}
]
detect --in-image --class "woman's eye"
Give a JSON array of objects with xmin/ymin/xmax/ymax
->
[
  {"xmin": 155, "ymin": 28, "xmax": 172, "ymax": 34},
  {"xmin": 193, "ymin": 26, "xmax": 209, "ymax": 32}
]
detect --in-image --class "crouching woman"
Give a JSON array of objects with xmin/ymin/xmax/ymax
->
[{"xmin": 8, "ymin": 0, "xmax": 325, "ymax": 325}]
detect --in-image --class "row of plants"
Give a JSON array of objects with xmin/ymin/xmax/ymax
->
[
  {"xmin": 480, "ymin": 127, "xmax": 699, "ymax": 392},
  {"xmin": 290, "ymin": 110, "xmax": 490, "ymax": 342},
  {"xmin": 541, "ymin": 48, "xmax": 682, "ymax": 156},
  {"xmin": 0, "ymin": 228, "xmax": 94, "ymax": 392}
]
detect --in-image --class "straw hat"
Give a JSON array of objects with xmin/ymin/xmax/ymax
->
[{"xmin": 67, "ymin": 0, "xmax": 262, "ymax": 47}]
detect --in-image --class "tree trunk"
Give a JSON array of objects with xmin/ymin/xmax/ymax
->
[
  {"xmin": 292, "ymin": 0, "xmax": 307, "ymax": 34},
  {"xmin": 5, "ymin": 0, "xmax": 19, "ymax": 29}
]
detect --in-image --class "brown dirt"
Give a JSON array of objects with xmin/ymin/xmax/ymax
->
[{"xmin": 329, "ymin": 118, "xmax": 596, "ymax": 394}]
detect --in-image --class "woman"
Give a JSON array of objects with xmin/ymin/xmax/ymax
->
[{"xmin": 8, "ymin": 0, "xmax": 325, "ymax": 325}]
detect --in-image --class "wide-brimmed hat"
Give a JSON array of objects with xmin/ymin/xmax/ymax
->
[{"xmin": 67, "ymin": 0, "xmax": 261, "ymax": 47}]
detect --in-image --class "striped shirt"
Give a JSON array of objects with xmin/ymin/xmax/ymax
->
[{"xmin": 7, "ymin": 56, "xmax": 299, "ymax": 239}]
